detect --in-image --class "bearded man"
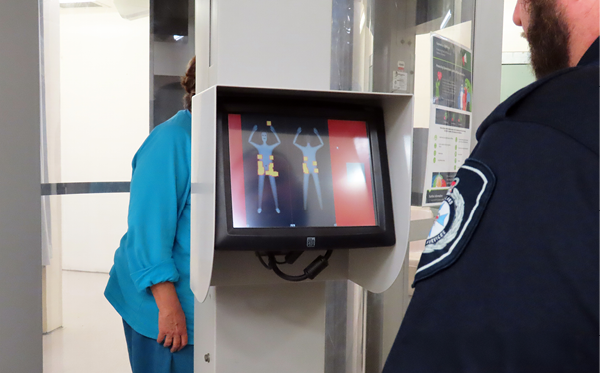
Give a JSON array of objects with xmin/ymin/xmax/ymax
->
[{"xmin": 383, "ymin": 0, "xmax": 598, "ymax": 371}]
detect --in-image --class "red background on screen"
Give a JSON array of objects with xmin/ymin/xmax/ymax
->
[
  {"xmin": 328, "ymin": 120, "xmax": 376, "ymax": 227},
  {"xmin": 228, "ymin": 114, "xmax": 247, "ymax": 227}
]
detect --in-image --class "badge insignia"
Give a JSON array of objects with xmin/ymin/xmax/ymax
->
[
  {"xmin": 423, "ymin": 185, "xmax": 464, "ymax": 254},
  {"xmin": 414, "ymin": 159, "xmax": 496, "ymax": 286}
]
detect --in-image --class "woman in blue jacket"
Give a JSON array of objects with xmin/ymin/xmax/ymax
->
[{"xmin": 105, "ymin": 57, "xmax": 195, "ymax": 373}]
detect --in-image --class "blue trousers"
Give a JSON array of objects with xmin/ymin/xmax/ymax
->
[{"xmin": 123, "ymin": 320, "xmax": 194, "ymax": 373}]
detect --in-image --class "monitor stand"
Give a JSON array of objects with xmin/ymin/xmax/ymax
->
[
  {"xmin": 194, "ymin": 282, "xmax": 328, "ymax": 373},
  {"xmin": 190, "ymin": 87, "xmax": 413, "ymax": 373},
  {"xmin": 193, "ymin": 250, "xmax": 358, "ymax": 373}
]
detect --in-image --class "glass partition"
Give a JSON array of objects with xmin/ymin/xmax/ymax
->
[
  {"xmin": 331, "ymin": 0, "xmax": 475, "ymax": 95},
  {"xmin": 332, "ymin": 0, "xmax": 477, "ymax": 370}
]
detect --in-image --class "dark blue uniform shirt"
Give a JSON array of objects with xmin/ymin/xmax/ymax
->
[{"xmin": 383, "ymin": 39, "xmax": 599, "ymax": 372}]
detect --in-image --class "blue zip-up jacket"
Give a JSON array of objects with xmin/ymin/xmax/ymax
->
[{"xmin": 105, "ymin": 110, "xmax": 194, "ymax": 344}]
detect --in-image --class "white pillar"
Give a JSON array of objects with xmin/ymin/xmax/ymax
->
[
  {"xmin": 471, "ymin": 0, "xmax": 504, "ymax": 148},
  {"xmin": 40, "ymin": 0, "xmax": 63, "ymax": 335}
]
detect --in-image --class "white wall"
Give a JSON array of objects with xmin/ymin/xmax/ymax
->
[
  {"xmin": 59, "ymin": 6, "xmax": 149, "ymax": 272},
  {"xmin": 500, "ymin": 0, "xmax": 534, "ymax": 100},
  {"xmin": 502, "ymin": 0, "xmax": 530, "ymax": 53},
  {"xmin": 62, "ymin": 194, "xmax": 131, "ymax": 272},
  {"xmin": 60, "ymin": 6, "xmax": 149, "ymax": 183},
  {"xmin": 0, "ymin": 0, "xmax": 43, "ymax": 370}
]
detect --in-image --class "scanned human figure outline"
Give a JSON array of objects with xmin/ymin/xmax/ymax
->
[
  {"xmin": 248, "ymin": 122, "xmax": 281, "ymax": 214},
  {"xmin": 293, "ymin": 127, "xmax": 324, "ymax": 210}
]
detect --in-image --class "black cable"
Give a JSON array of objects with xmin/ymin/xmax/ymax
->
[
  {"xmin": 255, "ymin": 252, "xmax": 272, "ymax": 269},
  {"xmin": 284, "ymin": 251, "xmax": 303, "ymax": 264},
  {"xmin": 269, "ymin": 254, "xmax": 311, "ymax": 282},
  {"xmin": 256, "ymin": 251, "xmax": 290, "ymax": 266},
  {"xmin": 302, "ymin": 250, "xmax": 332, "ymax": 280},
  {"xmin": 259, "ymin": 251, "xmax": 333, "ymax": 282},
  {"xmin": 256, "ymin": 252, "xmax": 293, "ymax": 268}
]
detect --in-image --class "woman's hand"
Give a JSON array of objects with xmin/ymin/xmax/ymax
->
[
  {"xmin": 157, "ymin": 302, "xmax": 187, "ymax": 353},
  {"xmin": 151, "ymin": 282, "xmax": 188, "ymax": 353}
]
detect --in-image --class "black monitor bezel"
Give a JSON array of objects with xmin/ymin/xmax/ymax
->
[{"xmin": 214, "ymin": 95, "xmax": 395, "ymax": 251}]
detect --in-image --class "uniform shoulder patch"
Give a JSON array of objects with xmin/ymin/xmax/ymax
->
[{"xmin": 413, "ymin": 158, "xmax": 496, "ymax": 286}]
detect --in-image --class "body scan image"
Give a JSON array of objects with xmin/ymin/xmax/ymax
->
[{"xmin": 227, "ymin": 113, "xmax": 377, "ymax": 228}]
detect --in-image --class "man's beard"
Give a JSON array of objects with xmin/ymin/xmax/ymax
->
[{"xmin": 525, "ymin": 0, "xmax": 571, "ymax": 79}]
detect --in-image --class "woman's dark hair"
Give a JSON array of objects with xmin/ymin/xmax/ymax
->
[{"xmin": 181, "ymin": 56, "xmax": 196, "ymax": 112}]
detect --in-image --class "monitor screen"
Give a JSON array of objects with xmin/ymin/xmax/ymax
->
[
  {"xmin": 227, "ymin": 114, "xmax": 377, "ymax": 229},
  {"xmin": 213, "ymin": 93, "xmax": 395, "ymax": 251}
]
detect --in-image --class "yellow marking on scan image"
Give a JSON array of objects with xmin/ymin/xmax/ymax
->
[
  {"xmin": 302, "ymin": 163, "xmax": 309, "ymax": 174},
  {"xmin": 266, "ymin": 163, "xmax": 279, "ymax": 177}
]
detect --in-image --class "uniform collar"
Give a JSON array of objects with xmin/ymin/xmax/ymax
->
[{"xmin": 577, "ymin": 37, "xmax": 599, "ymax": 67}]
